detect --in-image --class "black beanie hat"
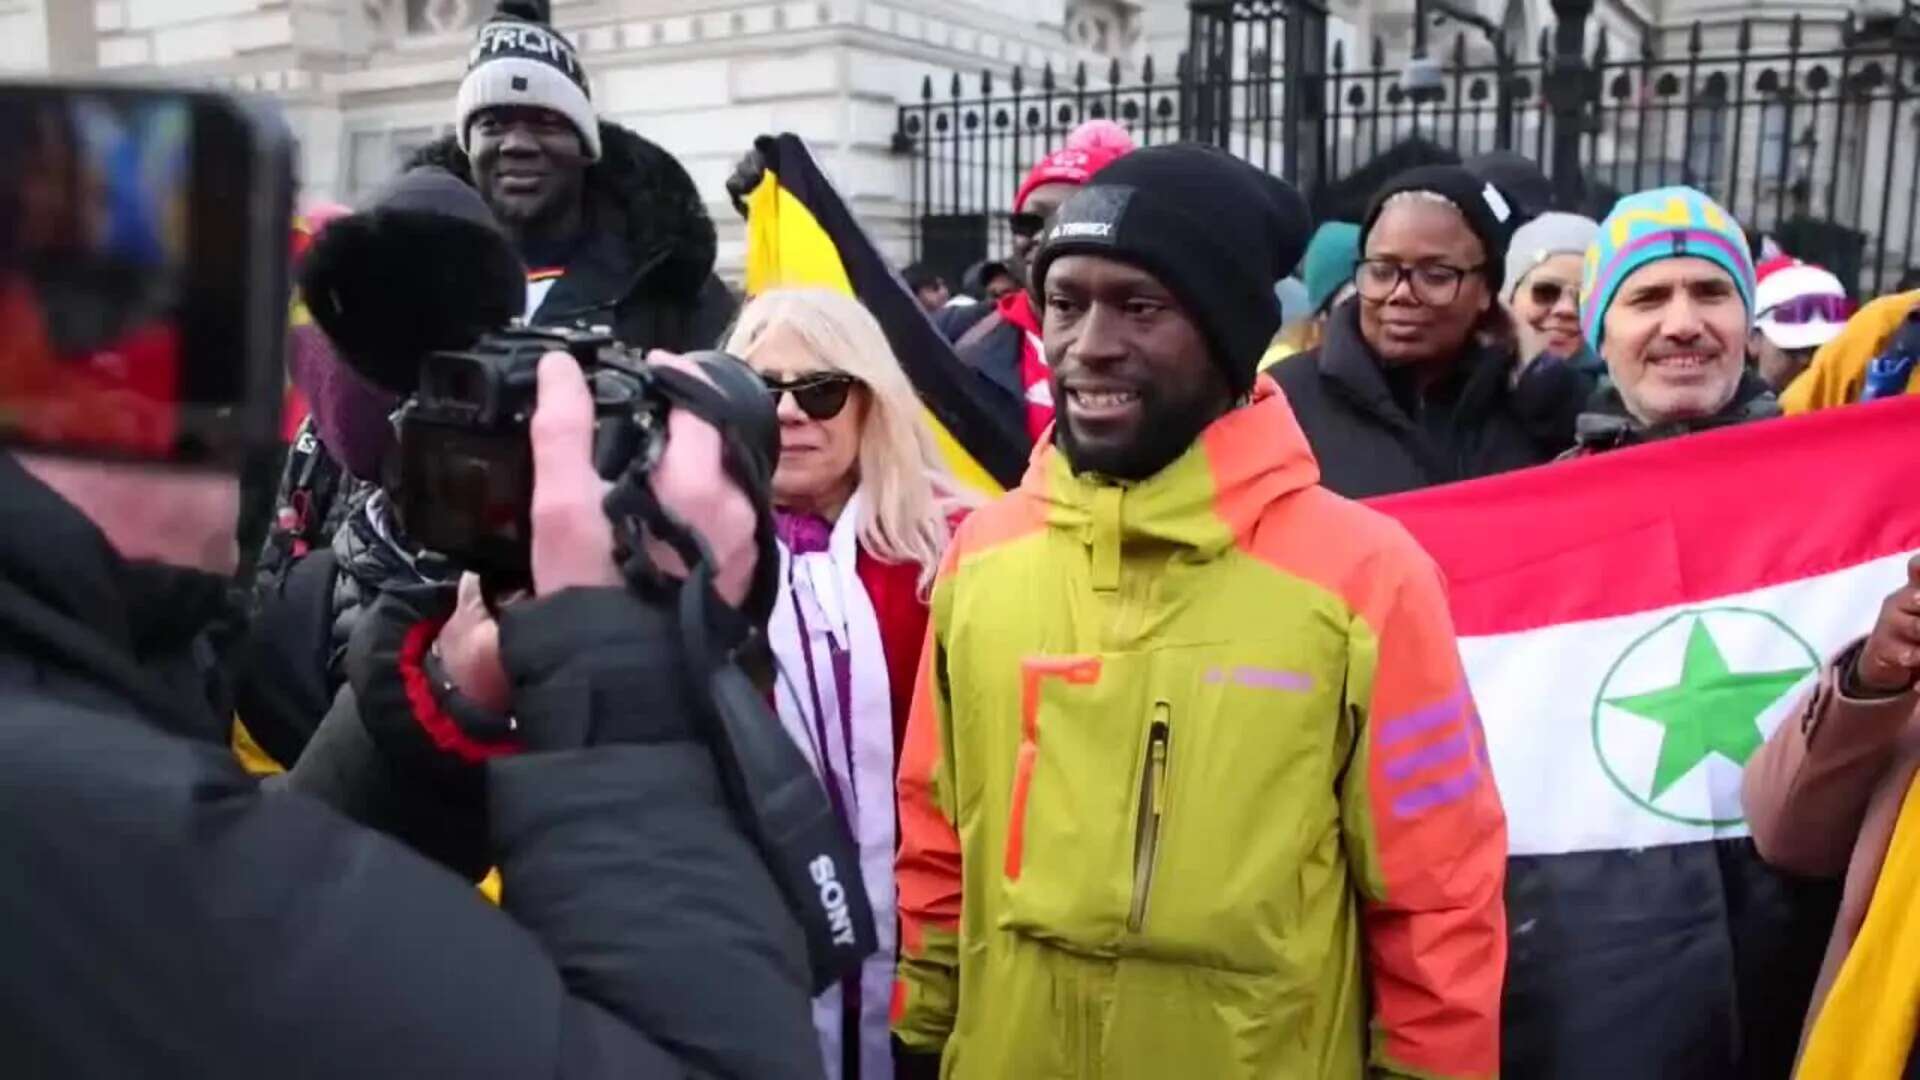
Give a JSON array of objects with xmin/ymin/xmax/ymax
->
[
  {"xmin": 1361, "ymin": 163, "xmax": 1518, "ymax": 294},
  {"xmin": 1464, "ymin": 150, "xmax": 1553, "ymax": 224},
  {"xmin": 1029, "ymin": 144, "xmax": 1312, "ymax": 396}
]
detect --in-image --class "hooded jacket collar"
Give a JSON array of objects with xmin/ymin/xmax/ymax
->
[
  {"xmin": 1573, "ymin": 369, "xmax": 1781, "ymax": 451},
  {"xmin": 408, "ymin": 119, "xmax": 718, "ymax": 309},
  {"xmin": 1017, "ymin": 379, "xmax": 1321, "ymax": 585},
  {"xmin": 0, "ymin": 455, "xmax": 234, "ymax": 740}
]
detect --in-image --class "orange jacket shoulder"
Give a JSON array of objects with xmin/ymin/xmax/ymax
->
[{"xmin": 1238, "ymin": 484, "xmax": 1438, "ymax": 621}]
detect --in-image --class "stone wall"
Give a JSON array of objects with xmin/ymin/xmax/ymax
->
[{"xmin": 20, "ymin": 0, "xmax": 1098, "ymax": 279}]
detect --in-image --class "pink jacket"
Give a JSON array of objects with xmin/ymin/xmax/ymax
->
[{"xmin": 1741, "ymin": 640, "xmax": 1920, "ymax": 1045}]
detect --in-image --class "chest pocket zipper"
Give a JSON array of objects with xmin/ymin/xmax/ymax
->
[{"xmin": 1128, "ymin": 702, "xmax": 1172, "ymax": 934}]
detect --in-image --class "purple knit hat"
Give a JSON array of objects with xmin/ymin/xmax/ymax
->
[{"xmin": 289, "ymin": 202, "xmax": 397, "ymax": 480}]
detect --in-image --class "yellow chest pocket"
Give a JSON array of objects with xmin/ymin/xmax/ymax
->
[{"xmin": 994, "ymin": 639, "xmax": 1350, "ymax": 971}]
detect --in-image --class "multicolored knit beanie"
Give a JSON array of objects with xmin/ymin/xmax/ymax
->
[{"xmin": 1580, "ymin": 186, "xmax": 1754, "ymax": 351}]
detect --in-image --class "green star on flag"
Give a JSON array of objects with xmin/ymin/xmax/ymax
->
[{"xmin": 1605, "ymin": 618, "xmax": 1814, "ymax": 800}]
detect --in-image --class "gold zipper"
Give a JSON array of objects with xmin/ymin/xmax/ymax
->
[{"xmin": 1128, "ymin": 702, "xmax": 1171, "ymax": 933}]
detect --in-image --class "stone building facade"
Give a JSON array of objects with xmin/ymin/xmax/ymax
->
[
  {"xmin": 3, "ymin": 0, "xmax": 1900, "ymax": 278},
  {"xmin": 3, "ymin": 0, "xmax": 1110, "ymax": 275}
]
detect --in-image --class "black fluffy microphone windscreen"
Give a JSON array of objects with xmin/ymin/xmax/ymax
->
[{"xmin": 300, "ymin": 167, "xmax": 525, "ymax": 395}]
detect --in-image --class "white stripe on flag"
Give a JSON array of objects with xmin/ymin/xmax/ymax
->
[{"xmin": 1467, "ymin": 550, "xmax": 1918, "ymax": 857}]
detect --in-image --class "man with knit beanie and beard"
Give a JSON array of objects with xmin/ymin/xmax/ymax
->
[
  {"xmin": 894, "ymin": 145, "xmax": 1508, "ymax": 1080},
  {"xmin": 954, "ymin": 120, "xmax": 1136, "ymax": 446},
  {"xmin": 416, "ymin": 0, "xmax": 733, "ymax": 350}
]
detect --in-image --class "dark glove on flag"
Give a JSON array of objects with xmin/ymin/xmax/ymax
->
[{"xmin": 739, "ymin": 133, "xmax": 1028, "ymax": 493}]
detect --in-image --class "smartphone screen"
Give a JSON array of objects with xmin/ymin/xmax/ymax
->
[{"xmin": 0, "ymin": 83, "xmax": 291, "ymax": 467}]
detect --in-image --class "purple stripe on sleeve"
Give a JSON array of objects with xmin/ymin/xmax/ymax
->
[
  {"xmin": 1390, "ymin": 766, "xmax": 1484, "ymax": 818},
  {"xmin": 1383, "ymin": 732, "xmax": 1472, "ymax": 781},
  {"xmin": 1376, "ymin": 688, "xmax": 1467, "ymax": 746}
]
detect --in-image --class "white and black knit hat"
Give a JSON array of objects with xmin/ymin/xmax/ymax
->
[{"xmin": 454, "ymin": 0, "xmax": 601, "ymax": 161}]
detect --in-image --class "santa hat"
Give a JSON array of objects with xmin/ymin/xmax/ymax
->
[
  {"xmin": 1013, "ymin": 119, "xmax": 1136, "ymax": 212},
  {"xmin": 1754, "ymin": 256, "xmax": 1850, "ymax": 351}
]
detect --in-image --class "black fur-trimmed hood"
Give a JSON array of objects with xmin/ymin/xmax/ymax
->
[{"xmin": 408, "ymin": 120, "xmax": 718, "ymax": 303}]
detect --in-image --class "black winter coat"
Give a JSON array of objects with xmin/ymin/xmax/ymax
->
[
  {"xmin": 409, "ymin": 120, "xmax": 736, "ymax": 352},
  {"xmin": 1273, "ymin": 301, "xmax": 1583, "ymax": 498},
  {"xmin": 0, "ymin": 455, "xmax": 819, "ymax": 1079},
  {"xmin": 953, "ymin": 307, "xmax": 1033, "ymax": 445}
]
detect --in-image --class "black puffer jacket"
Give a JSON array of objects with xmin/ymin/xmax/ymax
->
[
  {"xmin": 1273, "ymin": 300, "xmax": 1582, "ymax": 498},
  {"xmin": 0, "ymin": 453, "xmax": 818, "ymax": 1078},
  {"xmin": 408, "ymin": 120, "xmax": 736, "ymax": 351}
]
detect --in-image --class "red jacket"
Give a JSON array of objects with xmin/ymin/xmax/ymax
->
[{"xmin": 856, "ymin": 547, "xmax": 934, "ymax": 753}]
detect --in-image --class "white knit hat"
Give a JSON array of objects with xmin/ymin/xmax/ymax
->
[{"xmin": 454, "ymin": 1, "xmax": 601, "ymax": 161}]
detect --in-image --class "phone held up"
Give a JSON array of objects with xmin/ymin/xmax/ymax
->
[{"xmin": 0, "ymin": 81, "xmax": 293, "ymax": 468}]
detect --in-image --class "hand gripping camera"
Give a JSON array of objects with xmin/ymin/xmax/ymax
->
[{"xmin": 394, "ymin": 324, "xmax": 878, "ymax": 995}]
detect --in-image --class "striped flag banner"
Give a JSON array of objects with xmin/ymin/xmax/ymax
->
[
  {"xmin": 741, "ymin": 133, "xmax": 1029, "ymax": 496},
  {"xmin": 1373, "ymin": 395, "xmax": 1920, "ymax": 1077}
]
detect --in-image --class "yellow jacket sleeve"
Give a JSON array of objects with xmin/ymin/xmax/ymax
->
[{"xmin": 1782, "ymin": 290, "xmax": 1920, "ymax": 413}]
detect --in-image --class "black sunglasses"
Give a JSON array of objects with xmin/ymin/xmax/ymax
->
[
  {"xmin": 763, "ymin": 372, "xmax": 857, "ymax": 421},
  {"xmin": 1527, "ymin": 280, "xmax": 1578, "ymax": 308},
  {"xmin": 1008, "ymin": 211, "xmax": 1046, "ymax": 238}
]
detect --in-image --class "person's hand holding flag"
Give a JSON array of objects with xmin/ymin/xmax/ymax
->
[{"xmin": 1853, "ymin": 556, "xmax": 1920, "ymax": 695}]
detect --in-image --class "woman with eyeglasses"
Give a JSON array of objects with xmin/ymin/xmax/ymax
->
[
  {"xmin": 723, "ymin": 287, "xmax": 969, "ymax": 1080},
  {"xmin": 1273, "ymin": 165, "xmax": 1584, "ymax": 498}
]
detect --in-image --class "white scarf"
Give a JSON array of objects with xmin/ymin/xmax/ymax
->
[{"xmin": 767, "ymin": 488, "xmax": 897, "ymax": 1080}]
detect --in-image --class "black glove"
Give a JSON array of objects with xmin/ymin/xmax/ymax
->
[
  {"xmin": 345, "ymin": 581, "xmax": 522, "ymax": 781},
  {"xmin": 497, "ymin": 586, "xmax": 704, "ymax": 752},
  {"xmin": 725, "ymin": 146, "xmax": 766, "ymax": 220}
]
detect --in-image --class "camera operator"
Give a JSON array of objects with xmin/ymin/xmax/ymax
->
[{"xmin": 0, "ymin": 351, "xmax": 821, "ymax": 1077}]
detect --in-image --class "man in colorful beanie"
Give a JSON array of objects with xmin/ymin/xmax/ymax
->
[
  {"xmin": 956, "ymin": 119, "xmax": 1136, "ymax": 445},
  {"xmin": 413, "ymin": 0, "xmax": 733, "ymax": 351},
  {"xmin": 1568, "ymin": 185, "xmax": 1781, "ymax": 455},
  {"xmin": 895, "ymin": 144, "xmax": 1507, "ymax": 1080}
]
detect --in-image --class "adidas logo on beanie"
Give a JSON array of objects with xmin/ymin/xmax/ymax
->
[{"xmin": 454, "ymin": 0, "xmax": 602, "ymax": 161}]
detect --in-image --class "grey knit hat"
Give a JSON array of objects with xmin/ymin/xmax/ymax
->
[
  {"xmin": 1503, "ymin": 212, "xmax": 1599, "ymax": 301},
  {"xmin": 454, "ymin": 0, "xmax": 601, "ymax": 161}
]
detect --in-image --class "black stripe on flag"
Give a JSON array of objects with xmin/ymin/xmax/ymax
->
[
  {"xmin": 754, "ymin": 134, "xmax": 1030, "ymax": 490},
  {"xmin": 1502, "ymin": 838, "xmax": 1837, "ymax": 1079}
]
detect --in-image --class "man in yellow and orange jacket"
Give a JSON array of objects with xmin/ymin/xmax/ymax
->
[{"xmin": 893, "ymin": 146, "xmax": 1508, "ymax": 1079}]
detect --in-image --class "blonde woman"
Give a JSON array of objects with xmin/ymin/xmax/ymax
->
[{"xmin": 724, "ymin": 287, "xmax": 966, "ymax": 1080}]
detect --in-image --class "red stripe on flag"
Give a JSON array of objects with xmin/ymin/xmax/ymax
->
[{"xmin": 1369, "ymin": 395, "xmax": 1920, "ymax": 637}]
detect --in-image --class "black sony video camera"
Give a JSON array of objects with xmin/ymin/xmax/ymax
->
[
  {"xmin": 393, "ymin": 324, "xmax": 732, "ymax": 581},
  {"xmin": 392, "ymin": 322, "xmax": 875, "ymax": 996}
]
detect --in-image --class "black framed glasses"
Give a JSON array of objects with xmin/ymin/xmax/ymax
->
[
  {"xmin": 763, "ymin": 372, "xmax": 857, "ymax": 421},
  {"xmin": 1354, "ymin": 259, "xmax": 1484, "ymax": 305}
]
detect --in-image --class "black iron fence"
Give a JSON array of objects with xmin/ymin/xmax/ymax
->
[{"xmin": 894, "ymin": 4, "xmax": 1920, "ymax": 296}]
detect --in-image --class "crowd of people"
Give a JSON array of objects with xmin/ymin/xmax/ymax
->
[{"xmin": 11, "ymin": 0, "xmax": 1920, "ymax": 1077}]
